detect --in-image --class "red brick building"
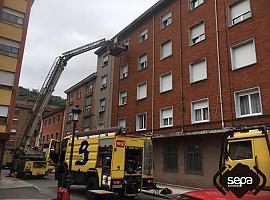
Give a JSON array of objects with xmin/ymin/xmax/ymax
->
[
  {"xmin": 111, "ymin": 0, "xmax": 270, "ymax": 188},
  {"xmin": 40, "ymin": 105, "xmax": 65, "ymax": 148},
  {"xmin": 64, "ymin": 73, "xmax": 97, "ymax": 135}
]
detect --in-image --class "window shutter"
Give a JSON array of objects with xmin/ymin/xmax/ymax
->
[
  {"xmin": 162, "ymin": 40, "xmax": 172, "ymax": 58},
  {"xmin": 190, "ymin": 23, "xmax": 204, "ymax": 39},
  {"xmin": 232, "ymin": 40, "xmax": 256, "ymax": 69},
  {"xmin": 0, "ymin": 37, "xmax": 20, "ymax": 48},
  {"xmin": 191, "ymin": 60, "xmax": 207, "ymax": 82},
  {"xmin": 161, "ymin": 73, "xmax": 172, "ymax": 92},
  {"xmin": 3, "ymin": 7, "xmax": 24, "ymax": 18},
  {"xmin": 0, "ymin": 70, "xmax": 15, "ymax": 86},
  {"xmin": 230, "ymin": 0, "xmax": 250, "ymax": 20},
  {"xmin": 137, "ymin": 83, "xmax": 147, "ymax": 99},
  {"xmin": 140, "ymin": 54, "xmax": 147, "ymax": 63},
  {"xmin": 193, "ymin": 100, "xmax": 208, "ymax": 110},
  {"xmin": 0, "ymin": 105, "xmax": 9, "ymax": 117},
  {"xmin": 162, "ymin": 108, "xmax": 172, "ymax": 119}
]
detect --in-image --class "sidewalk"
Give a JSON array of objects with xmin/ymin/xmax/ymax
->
[
  {"xmin": 0, "ymin": 170, "xmax": 53, "ymax": 200},
  {"xmin": 141, "ymin": 182, "xmax": 199, "ymax": 199}
]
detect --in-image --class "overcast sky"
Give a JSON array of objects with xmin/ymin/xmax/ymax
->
[{"xmin": 20, "ymin": 0, "xmax": 159, "ymax": 98}]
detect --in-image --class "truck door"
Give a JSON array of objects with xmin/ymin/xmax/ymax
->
[
  {"xmin": 226, "ymin": 139, "xmax": 255, "ymax": 169},
  {"xmin": 47, "ymin": 139, "xmax": 60, "ymax": 166}
]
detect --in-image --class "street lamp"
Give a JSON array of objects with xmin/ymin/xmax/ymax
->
[{"xmin": 66, "ymin": 105, "xmax": 81, "ymax": 195}]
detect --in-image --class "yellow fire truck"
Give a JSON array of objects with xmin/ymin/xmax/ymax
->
[
  {"xmin": 47, "ymin": 128, "xmax": 154, "ymax": 198},
  {"xmin": 214, "ymin": 126, "xmax": 270, "ymax": 195}
]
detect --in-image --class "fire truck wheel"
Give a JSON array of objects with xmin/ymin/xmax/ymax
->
[{"xmin": 86, "ymin": 177, "xmax": 98, "ymax": 190}]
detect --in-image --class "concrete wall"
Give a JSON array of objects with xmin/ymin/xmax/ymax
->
[
  {"xmin": 153, "ymin": 134, "xmax": 222, "ymax": 188},
  {"xmin": 94, "ymin": 52, "xmax": 114, "ymax": 129}
]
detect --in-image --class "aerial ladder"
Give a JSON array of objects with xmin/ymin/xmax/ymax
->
[{"xmin": 13, "ymin": 38, "xmax": 126, "ymax": 178}]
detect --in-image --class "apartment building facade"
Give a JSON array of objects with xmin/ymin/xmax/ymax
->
[
  {"xmin": 0, "ymin": 0, "xmax": 34, "ymax": 167},
  {"xmin": 2, "ymin": 99, "xmax": 55, "ymax": 167},
  {"xmin": 40, "ymin": 106, "xmax": 65, "ymax": 149},
  {"xmin": 111, "ymin": 0, "xmax": 270, "ymax": 188},
  {"xmin": 94, "ymin": 48, "xmax": 115, "ymax": 129},
  {"xmin": 64, "ymin": 73, "xmax": 97, "ymax": 136}
]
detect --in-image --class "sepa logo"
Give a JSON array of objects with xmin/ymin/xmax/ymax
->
[
  {"xmin": 213, "ymin": 163, "xmax": 267, "ymax": 198},
  {"xmin": 227, "ymin": 176, "xmax": 253, "ymax": 188}
]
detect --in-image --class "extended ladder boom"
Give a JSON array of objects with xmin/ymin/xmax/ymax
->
[{"xmin": 19, "ymin": 38, "xmax": 115, "ymax": 148}]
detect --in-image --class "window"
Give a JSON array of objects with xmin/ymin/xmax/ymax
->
[
  {"xmin": 123, "ymin": 38, "xmax": 129, "ymax": 50},
  {"xmin": 85, "ymin": 96, "xmax": 91, "ymax": 106},
  {"xmin": 101, "ymin": 75, "xmax": 107, "ymax": 89},
  {"xmin": 57, "ymin": 115, "xmax": 60, "ymax": 122},
  {"xmin": 137, "ymin": 82, "xmax": 147, "ymax": 100},
  {"xmin": 161, "ymin": 11, "xmax": 172, "ymax": 29},
  {"xmin": 164, "ymin": 145, "xmax": 178, "ymax": 172},
  {"xmin": 68, "ymin": 94, "xmax": 74, "ymax": 103},
  {"xmin": 48, "ymin": 118, "xmax": 51, "ymax": 125},
  {"xmin": 98, "ymin": 123, "xmax": 105, "ymax": 130},
  {"xmin": 138, "ymin": 54, "xmax": 148, "ymax": 70},
  {"xmin": 86, "ymin": 83, "xmax": 93, "ymax": 94},
  {"xmin": 161, "ymin": 40, "xmax": 172, "ymax": 59},
  {"xmin": 160, "ymin": 72, "xmax": 172, "ymax": 93},
  {"xmin": 68, "ymin": 105, "xmax": 74, "ymax": 120},
  {"xmin": 189, "ymin": 0, "xmax": 204, "ymax": 10},
  {"xmin": 230, "ymin": 0, "xmax": 251, "ymax": 25},
  {"xmin": 0, "ymin": 70, "xmax": 15, "ymax": 87},
  {"xmin": 0, "ymin": 37, "xmax": 20, "ymax": 58},
  {"xmin": 136, "ymin": 113, "xmax": 147, "ymax": 131},
  {"xmin": 186, "ymin": 143, "xmax": 203, "ymax": 172},
  {"xmin": 189, "ymin": 22, "xmax": 205, "ymax": 45},
  {"xmin": 119, "ymin": 90, "xmax": 127, "ymax": 106},
  {"xmin": 118, "ymin": 118, "xmax": 126, "ymax": 127},
  {"xmin": 229, "ymin": 140, "xmax": 253, "ymax": 160},
  {"xmin": 0, "ymin": 105, "xmax": 8, "ymax": 125},
  {"xmin": 235, "ymin": 87, "xmax": 262, "ymax": 118},
  {"xmin": 190, "ymin": 58, "xmax": 207, "ymax": 83},
  {"xmin": 120, "ymin": 65, "xmax": 128, "ymax": 79},
  {"xmin": 231, "ymin": 39, "xmax": 256, "ymax": 70},
  {"xmin": 160, "ymin": 107, "xmax": 173, "ymax": 128},
  {"xmin": 44, "ymin": 120, "xmax": 47, "ymax": 127},
  {"xmin": 83, "ymin": 117, "xmax": 90, "ymax": 131},
  {"xmin": 103, "ymin": 55, "xmax": 109, "ymax": 66},
  {"xmin": 53, "ymin": 117, "xmax": 56, "ymax": 124},
  {"xmin": 1, "ymin": 7, "xmax": 24, "ymax": 27},
  {"xmin": 192, "ymin": 99, "xmax": 209, "ymax": 123},
  {"xmin": 77, "ymin": 90, "xmax": 82, "ymax": 99},
  {"xmin": 139, "ymin": 28, "xmax": 148, "ymax": 43},
  {"xmin": 100, "ymin": 98, "xmax": 106, "ymax": 112},
  {"xmin": 56, "ymin": 132, "xmax": 59, "ymax": 140},
  {"xmin": 66, "ymin": 123, "xmax": 71, "ymax": 134}
]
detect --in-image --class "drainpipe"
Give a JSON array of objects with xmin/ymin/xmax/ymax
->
[
  {"xmin": 179, "ymin": 0, "xmax": 184, "ymax": 133},
  {"xmin": 214, "ymin": 0, "xmax": 225, "ymax": 128},
  {"xmin": 151, "ymin": 12, "xmax": 155, "ymax": 135}
]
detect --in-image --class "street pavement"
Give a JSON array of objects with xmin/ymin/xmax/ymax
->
[{"xmin": 0, "ymin": 169, "xmax": 166, "ymax": 200}]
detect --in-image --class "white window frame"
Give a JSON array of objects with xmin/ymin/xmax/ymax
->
[
  {"xmin": 160, "ymin": 39, "xmax": 172, "ymax": 60},
  {"xmin": 99, "ymin": 98, "xmax": 106, "ymax": 112},
  {"xmin": 0, "ymin": 105, "xmax": 9, "ymax": 117},
  {"xmin": 230, "ymin": 38, "xmax": 257, "ymax": 70},
  {"xmin": 101, "ymin": 75, "xmax": 107, "ymax": 89},
  {"xmin": 189, "ymin": 0, "xmax": 204, "ymax": 11},
  {"xmin": 161, "ymin": 10, "xmax": 172, "ymax": 29},
  {"xmin": 2, "ymin": 7, "xmax": 24, "ymax": 27},
  {"xmin": 160, "ymin": 107, "xmax": 173, "ymax": 128},
  {"xmin": 136, "ymin": 112, "xmax": 147, "ymax": 131},
  {"xmin": 229, "ymin": 0, "xmax": 252, "ymax": 26},
  {"xmin": 189, "ymin": 58, "xmax": 207, "ymax": 83},
  {"xmin": 139, "ymin": 28, "xmax": 148, "ymax": 43},
  {"xmin": 123, "ymin": 38, "xmax": 129, "ymax": 50},
  {"xmin": 160, "ymin": 72, "xmax": 173, "ymax": 93},
  {"xmin": 191, "ymin": 98, "xmax": 210, "ymax": 124},
  {"xmin": 117, "ymin": 118, "xmax": 127, "ymax": 128},
  {"xmin": 137, "ymin": 81, "xmax": 147, "ymax": 100},
  {"xmin": 234, "ymin": 87, "xmax": 263, "ymax": 118},
  {"xmin": 138, "ymin": 54, "xmax": 148, "ymax": 70},
  {"xmin": 189, "ymin": 21, "xmax": 205, "ymax": 46},
  {"xmin": 120, "ymin": 65, "xmax": 128, "ymax": 79},
  {"xmin": 119, "ymin": 90, "xmax": 127, "ymax": 106}
]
